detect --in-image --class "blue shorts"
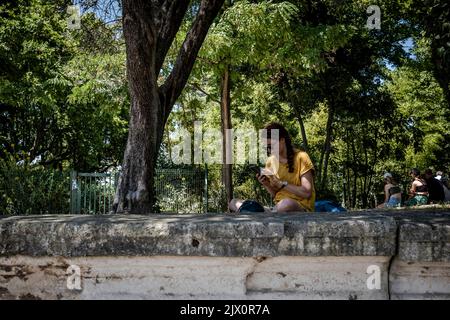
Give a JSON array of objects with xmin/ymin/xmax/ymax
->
[{"xmin": 385, "ymin": 197, "xmax": 401, "ymax": 208}]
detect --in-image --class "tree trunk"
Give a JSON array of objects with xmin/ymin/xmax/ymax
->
[
  {"xmin": 346, "ymin": 166, "xmax": 351, "ymax": 207},
  {"xmin": 318, "ymin": 105, "xmax": 334, "ymax": 187},
  {"xmin": 345, "ymin": 128, "xmax": 351, "ymax": 207},
  {"xmin": 352, "ymin": 169, "xmax": 357, "ymax": 208},
  {"xmin": 113, "ymin": 1, "xmax": 162, "ymax": 213},
  {"xmin": 321, "ymin": 138, "xmax": 332, "ymax": 187},
  {"xmin": 425, "ymin": 3, "xmax": 450, "ymax": 109},
  {"xmin": 294, "ymin": 109, "xmax": 309, "ymax": 151},
  {"xmin": 114, "ymin": 97, "xmax": 163, "ymax": 213},
  {"xmin": 362, "ymin": 140, "xmax": 369, "ymax": 208},
  {"xmin": 351, "ymin": 139, "xmax": 357, "ymax": 208},
  {"xmin": 114, "ymin": 0, "xmax": 225, "ymax": 213},
  {"xmin": 221, "ymin": 64, "xmax": 233, "ymax": 208},
  {"xmin": 287, "ymin": 94, "xmax": 309, "ymax": 151},
  {"xmin": 342, "ymin": 169, "xmax": 347, "ymax": 207},
  {"xmin": 431, "ymin": 46, "xmax": 450, "ymax": 109}
]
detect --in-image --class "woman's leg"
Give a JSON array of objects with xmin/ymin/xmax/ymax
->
[
  {"xmin": 275, "ymin": 198, "xmax": 306, "ymax": 212},
  {"xmin": 385, "ymin": 197, "xmax": 401, "ymax": 208},
  {"xmin": 228, "ymin": 198, "xmax": 244, "ymax": 212},
  {"xmin": 417, "ymin": 195, "xmax": 428, "ymax": 205},
  {"xmin": 405, "ymin": 196, "xmax": 419, "ymax": 207}
]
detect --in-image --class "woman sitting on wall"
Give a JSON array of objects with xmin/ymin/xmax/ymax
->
[
  {"xmin": 377, "ymin": 172, "xmax": 402, "ymax": 208},
  {"xmin": 405, "ymin": 168, "xmax": 429, "ymax": 206},
  {"xmin": 229, "ymin": 122, "xmax": 315, "ymax": 213}
]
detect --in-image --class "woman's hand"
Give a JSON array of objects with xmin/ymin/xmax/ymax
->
[
  {"xmin": 257, "ymin": 173, "xmax": 284, "ymax": 198},
  {"xmin": 268, "ymin": 175, "xmax": 283, "ymax": 190},
  {"xmin": 256, "ymin": 168, "xmax": 283, "ymax": 198},
  {"xmin": 256, "ymin": 173, "xmax": 271, "ymax": 187}
]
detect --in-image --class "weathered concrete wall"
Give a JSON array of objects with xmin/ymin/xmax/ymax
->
[
  {"xmin": 0, "ymin": 256, "xmax": 390, "ymax": 300},
  {"xmin": 0, "ymin": 211, "xmax": 449, "ymax": 300},
  {"xmin": 386, "ymin": 210, "xmax": 450, "ymax": 299}
]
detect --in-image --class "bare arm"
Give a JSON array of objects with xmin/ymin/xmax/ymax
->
[
  {"xmin": 408, "ymin": 182, "xmax": 417, "ymax": 199},
  {"xmin": 258, "ymin": 169, "xmax": 314, "ymax": 200},
  {"xmin": 280, "ymin": 170, "xmax": 314, "ymax": 199},
  {"xmin": 384, "ymin": 184, "xmax": 390, "ymax": 203}
]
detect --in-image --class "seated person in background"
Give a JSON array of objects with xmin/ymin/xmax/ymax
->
[
  {"xmin": 424, "ymin": 168, "xmax": 445, "ymax": 203},
  {"xmin": 405, "ymin": 168, "xmax": 429, "ymax": 206},
  {"xmin": 229, "ymin": 122, "xmax": 315, "ymax": 213},
  {"xmin": 377, "ymin": 172, "xmax": 401, "ymax": 208},
  {"xmin": 436, "ymin": 170, "xmax": 450, "ymax": 202},
  {"xmin": 436, "ymin": 170, "xmax": 449, "ymax": 189}
]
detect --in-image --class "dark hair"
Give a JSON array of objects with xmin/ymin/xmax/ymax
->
[
  {"xmin": 424, "ymin": 168, "xmax": 433, "ymax": 175},
  {"xmin": 410, "ymin": 168, "xmax": 421, "ymax": 177},
  {"xmin": 385, "ymin": 176, "xmax": 398, "ymax": 185},
  {"xmin": 264, "ymin": 122, "xmax": 295, "ymax": 173}
]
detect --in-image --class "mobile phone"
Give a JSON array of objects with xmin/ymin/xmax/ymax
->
[
  {"xmin": 249, "ymin": 165, "xmax": 260, "ymax": 174},
  {"xmin": 249, "ymin": 165, "xmax": 263, "ymax": 176}
]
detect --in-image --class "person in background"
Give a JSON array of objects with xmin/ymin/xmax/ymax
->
[
  {"xmin": 434, "ymin": 170, "xmax": 450, "ymax": 202},
  {"xmin": 424, "ymin": 168, "xmax": 445, "ymax": 203},
  {"xmin": 436, "ymin": 170, "xmax": 449, "ymax": 189},
  {"xmin": 377, "ymin": 172, "xmax": 402, "ymax": 208},
  {"xmin": 405, "ymin": 168, "xmax": 429, "ymax": 206}
]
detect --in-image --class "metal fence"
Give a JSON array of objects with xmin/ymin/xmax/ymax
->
[
  {"xmin": 70, "ymin": 166, "xmax": 227, "ymax": 214},
  {"xmin": 1, "ymin": 163, "xmax": 267, "ymax": 215},
  {"xmin": 0, "ymin": 161, "xmax": 70, "ymax": 215},
  {"xmin": 154, "ymin": 167, "xmax": 207, "ymax": 213},
  {"xmin": 70, "ymin": 171, "xmax": 118, "ymax": 214}
]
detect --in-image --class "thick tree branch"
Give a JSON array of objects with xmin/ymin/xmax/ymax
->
[
  {"xmin": 188, "ymin": 82, "xmax": 221, "ymax": 104},
  {"xmin": 160, "ymin": 0, "xmax": 225, "ymax": 119},
  {"xmin": 155, "ymin": 0, "xmax": 191, "ymax": 74}
]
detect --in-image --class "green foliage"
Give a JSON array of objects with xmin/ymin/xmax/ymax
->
[
  {"xmin": 162, "ymin": 0, "xmax": 450, "ymax": 209},
  {"xmin": 0, "ymin": 158, "xmax": 70, "ymax": 215},
  {"xmin": 154, "ymin": 168, "xmax": 208, "ymax": 214},
  {"xmin": 0, "ymin": 0, "xmax": 129, "ymax": 172},
  {"xmin": 408, "ymin": 0, "xmax": 450, "ymax": 107},
  {"xmin": 64, "ymin": 50, "xmax": 129, "ymax": 170},
  {"xmin": 2, "ymin": 0, "xmax": 450, "ymax": 213},
  {"xmin": 386, "ymin": 38, "xmax": 450, "ymax": 171}
]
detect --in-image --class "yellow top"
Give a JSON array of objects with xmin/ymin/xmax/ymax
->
[{"xmin": 265, "ymin": 149, "xmax": 315, "ymax": 212}]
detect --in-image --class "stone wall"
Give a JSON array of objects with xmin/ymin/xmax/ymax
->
[{"xmin": 0, "ymin": 210, "xmax": 449, "ymax": 300}]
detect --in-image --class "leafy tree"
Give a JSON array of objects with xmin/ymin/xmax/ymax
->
[
  {"xmin": 0, "ymin": 0, "xmax": 75, "ymax": 166},
  {"xmin": 0, "ymin": 1, "xmax": 129, "ymax": 171},
  {"xmin": 387, "ymin": 38, "xmax": 450, "ymax": 171},
  {"xmin": 408, "ymin": 0, "xmax": 450, "ymax": 108},
  {"xmin": 112, "ymin": 0, "xmax": 225, "ymax": 213}
]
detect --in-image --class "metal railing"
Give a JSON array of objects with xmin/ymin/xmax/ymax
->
[
  {"xmin": 154, "ymin": 167, "xmax": 208, "ymax": 213},
  {"xmin": 2, "ymin": 163, "xmax": 266, "ymax": 215},
  {"xmin": 69, "ymin": 166, "xmax": 226, "ymax": 214},
  {"xmin": 70, "ymin": 171, "xmax": 118, "ymax": 214}
]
